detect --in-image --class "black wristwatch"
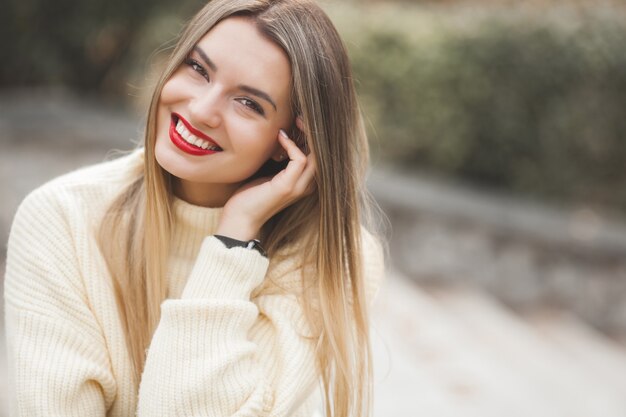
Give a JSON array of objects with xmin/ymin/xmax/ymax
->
[{"xmin": 214, "ymin": 235, "xmax": 267, "ymax": 257}]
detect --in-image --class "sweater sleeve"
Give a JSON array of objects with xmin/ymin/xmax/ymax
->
[
  {"xmin": 4, "ymin": 187, "xmax": 117, "ymax": 416},
  {"xmin": 136, "ymin": 236, "xmax": 320, "ymax": 416}
]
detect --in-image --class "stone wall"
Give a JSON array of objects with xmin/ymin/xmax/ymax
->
[{"xmin": 369, "ymin": 168, "xmax": 626, "ymax": 338}]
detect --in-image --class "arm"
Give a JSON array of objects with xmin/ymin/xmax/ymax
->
[
  {"xmin": 136, "ymin": 227, "xmax": 386, "ymax": 416},
  {"xmin": 136, "ymin": 237, "xmax": 319, "ymax": 416},
  {"xmin": 4, "ymin": 188, "xmax": 116, "ymax": 416}
]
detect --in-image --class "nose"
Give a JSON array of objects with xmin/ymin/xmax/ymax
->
[{"xmin": 188, "ymin": 87, "xmax": 223, "ymax": 129}]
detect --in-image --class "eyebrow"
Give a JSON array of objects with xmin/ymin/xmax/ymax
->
[
  {"xmin": 193, "ymin": 46, "xmax": 217, "ymax": 71},
  {"xmin": 193, "ymin": 46, "xmax": 278, "ymax": 111},
  {"xmin": 238, "ymin": 85, "xmax": 277, "ymax": 111}
]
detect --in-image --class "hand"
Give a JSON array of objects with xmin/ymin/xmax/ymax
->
[{"xmin": 215, "ymin": 118, "xmax": 316, "ymax": 241}]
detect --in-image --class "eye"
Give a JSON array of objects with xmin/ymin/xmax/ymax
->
[
  {"xmin": 184, "ymin": 57, "xmax": 209, "ymax": 81},
  {"xmin": 237, "ymin": 98, "xmax": 265, "ymax": 116}
]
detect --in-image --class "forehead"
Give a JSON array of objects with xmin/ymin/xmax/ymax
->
[{"xmin": 195, "ymin": 16, "xmax": 292, "ymax": 101}]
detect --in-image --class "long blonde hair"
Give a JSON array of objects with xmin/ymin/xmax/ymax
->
[{"xmin": 99, "ymin": 1, "xmax": 376, "ymax": 416}]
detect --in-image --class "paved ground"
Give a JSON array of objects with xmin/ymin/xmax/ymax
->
[{"xmin": 370, "ymin": 271, "xmax": 626, "ymax": 417}]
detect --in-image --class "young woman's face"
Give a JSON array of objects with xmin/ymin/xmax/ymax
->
[{"xmin": 155, "ymin": 16, "xmax": 293, "ymax": 203}]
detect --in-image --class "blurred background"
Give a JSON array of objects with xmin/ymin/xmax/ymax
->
[{"xmin": 2, "ymin": 0, "xmax": 626, "ymax": 415}]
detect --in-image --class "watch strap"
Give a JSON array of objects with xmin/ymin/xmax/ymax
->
[{"xmin": 214, "ymin": 235, "xmax": 267, "ymax": 257}]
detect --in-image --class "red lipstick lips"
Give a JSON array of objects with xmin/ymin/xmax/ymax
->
[{"xmin": 169, "ymin": 113, "xmax": 222, "ymax": 156}]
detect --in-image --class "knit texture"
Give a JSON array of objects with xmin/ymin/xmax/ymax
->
[{"xmin": 3, "ymin": 149, "xmax": 385, "ymax": 417}]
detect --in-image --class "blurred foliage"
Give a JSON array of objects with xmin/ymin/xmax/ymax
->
[
  {"xmin": 339, "ymin": 6, "xmax": 626, "ymax": 213},
  {"xmin": 0, "ymin": 0, "xmax": 201, "ymax": 94}
]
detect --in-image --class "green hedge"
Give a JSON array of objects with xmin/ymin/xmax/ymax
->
[
  {"xmin": 341, "ymin": 8, "xmax": 626, "ymax": 214},
  {"xmin": 0, "ymin": 0, "xmax": 201, "ymax": 93}
]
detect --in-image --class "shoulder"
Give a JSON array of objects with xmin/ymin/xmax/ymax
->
[
  {"xmin": 14, "ymin": 148, "xmax": 144, "ymax": 224},
  {"xmin": 31, "ymin": 147, "xmax": 143, "ymax": 202},
  {"xmin": 8, "ymin": 148, "xmax": 144, "ymax": 254}
]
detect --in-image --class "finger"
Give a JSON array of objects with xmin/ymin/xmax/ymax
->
[
  {"xmin": 279, "ymin": 130, "xmax": 307, "ymax": 166},
  {"xmin": 294, "ymin": 152, "xmax": 317, "ymax": 195},
  {"xmin": 281, "ymin": 121, "xmax": 316, "ymax": 194},
  {"xmin": 276, "ymin": 130, "xmax": 308, "ymax": 180}
]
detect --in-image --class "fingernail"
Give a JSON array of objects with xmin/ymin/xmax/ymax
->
[{"xmin": 279, "ymin": 129, "xmax": 289, "ymax": 139}]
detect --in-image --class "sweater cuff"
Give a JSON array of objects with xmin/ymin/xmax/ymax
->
[{"xmin": 181, "ymin": 235, "xmax": 269, "ymax": 300}]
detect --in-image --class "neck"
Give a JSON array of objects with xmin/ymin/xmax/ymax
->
[{"xmin": 173, "ymin": 178, "xmax": 240, "ymax": 207}]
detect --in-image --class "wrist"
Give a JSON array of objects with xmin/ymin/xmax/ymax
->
[
  {"xmin": 214, "ymin": 225, "xmax": 259, "ymax": 241},
  {"xmin": 216, "ymin": 213, "xmax": 260, "ymax": 241}
]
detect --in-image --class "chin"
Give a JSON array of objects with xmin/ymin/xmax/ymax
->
[{"xmin": 154, "ymin": 138, "xmax": 191, "ymax": 180}]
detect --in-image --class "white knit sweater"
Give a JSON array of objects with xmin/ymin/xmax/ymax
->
[{"xmin": 3, "ymin": 149, "xmax": 385, "ymax": 417}]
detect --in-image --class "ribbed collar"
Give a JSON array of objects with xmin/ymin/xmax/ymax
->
[
  {"xmin": 171, "ymin": 197, "xmax": 223, "ymax": 235},
  {"xmin": 167, "ymin": 197, "xmax": 224, "ymax": 298}
]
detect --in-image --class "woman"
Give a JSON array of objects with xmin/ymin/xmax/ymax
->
[{"xmin": 4, "ymin": 0, "xmax": 385, "ymax": 416}]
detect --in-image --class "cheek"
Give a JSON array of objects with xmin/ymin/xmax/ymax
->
[
  {"xmin": 157, "ymin": 76, "xmax": 187, "ymax": 131},
  {"xmin": 160, "ymin": 66, "xmax": 197, "ymax": 104},
  {"xmin": 160, "ymin": 77, "xmax": 184, "ymax": 106},
  {"xmin": 234, "ymin": 123, "xmax": 278, "ymax": 156}
]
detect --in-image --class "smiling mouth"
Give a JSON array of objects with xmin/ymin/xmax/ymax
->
[
  {"xmin": 173, "ymin": 114, "xmax": 222, "ymax": 151},
  {"xmin": 169, "ymin": 114, "xmax": 222, "ymax": 156}
]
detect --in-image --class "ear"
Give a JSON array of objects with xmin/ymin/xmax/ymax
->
[
  {"xmin": 270, "ymin": 142, "xmax": 286, "ymax": 162},
  {"xmin": 270, "ymin": 152, "xmax": 286, "ymax": 162}
]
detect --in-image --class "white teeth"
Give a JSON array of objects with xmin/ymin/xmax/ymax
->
[{"xmin": 174, "ymin": 117, "xmax": 219, "ymax": 150}]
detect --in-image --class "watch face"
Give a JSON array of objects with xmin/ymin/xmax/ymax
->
[{"xmin": 247, "ymin": 239, "xmax": 267, "ymax": 257}]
